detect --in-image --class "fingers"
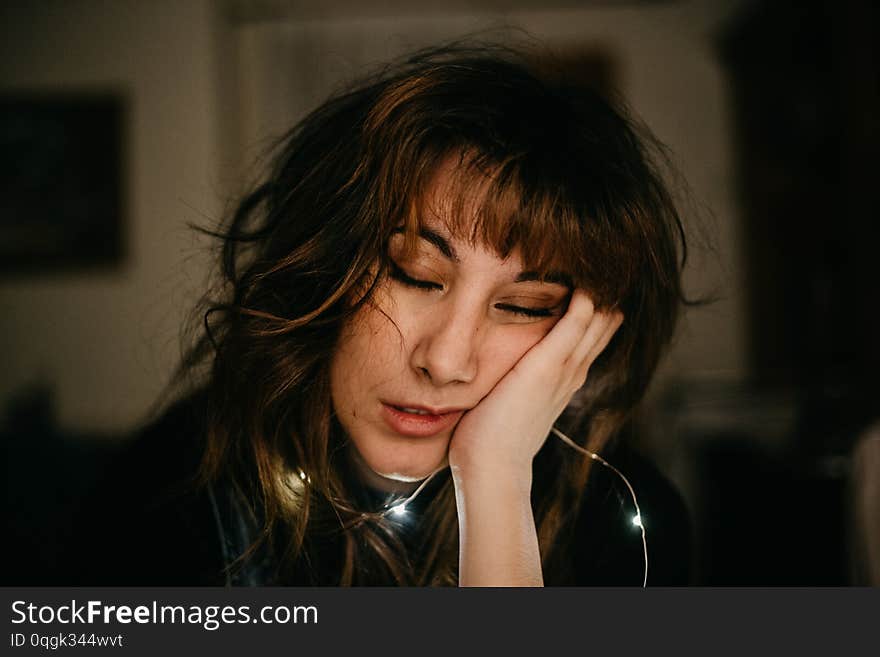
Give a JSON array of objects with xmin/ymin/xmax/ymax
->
[
  {"xmin": 523, "ymin": 288, "xmax": 622, "ymax": 363},
  {"xmin": 572, "ymin": 307, "xmax": 623, "ymax": 366},
  {"xmin": 530, "ymin": 288, "xmax": 595, "ymax": 358},
  {"xmin": 515, "ymin": 288, "xmax": 623, "ymax": 394},
  {"xmin": 571, "ymin": 309, "xmax": 623, "ymax": 387},
  {"xmin": 550, "ymin": 288, "xmax": 623, "ymax": 391},
  {"xmin": 507, "ymin": 289, "xmax": 592, "ymax": 391}
]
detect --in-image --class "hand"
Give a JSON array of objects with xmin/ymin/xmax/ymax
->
[{"xmin": 447, "ymin": 289, "xmax": 624, "ymax": 480}]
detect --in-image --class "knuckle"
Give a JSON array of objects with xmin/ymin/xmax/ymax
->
[
  {"xmin": 569, "ymin": 290, "xmax": 594, "ymax": 318},
  {"xmin": 570, "ymin": 367, "xmax": 590, "ymax": 394}
]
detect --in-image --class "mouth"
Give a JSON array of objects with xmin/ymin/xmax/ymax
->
[{"xmin": 380, "ymin": 402, "xmax": 466, "ymax": 438}]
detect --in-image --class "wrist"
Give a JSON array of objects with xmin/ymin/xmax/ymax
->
[
  {"xmin": 449, "ymin": 458, "xmax": 533, "ymax": 497},
  {"xmin": 452, "ymin": 459, "xmax": 542, "ymax": 588},
  {"xmin": 448, "ymin": 437, "xmax": 534, "ymax": 478}
]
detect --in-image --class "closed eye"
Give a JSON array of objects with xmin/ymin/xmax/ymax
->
[
  {"xmin": 494, "ymin": 303, "xmax": 555, "ymax": 318},
  {"xmin": 390, "ymin": 261, "xmax": 559, "ymax": 318},
  {"xmin": 389, "ymin": 261, "xmax": 442, "ymax": 291}
]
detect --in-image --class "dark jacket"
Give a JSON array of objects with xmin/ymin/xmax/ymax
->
[{"xmin": 67, "ymin": 394, "xmax": 692, "ymax": 586}]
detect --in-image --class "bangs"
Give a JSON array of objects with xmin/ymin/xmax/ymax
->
[{"xmin": 390, "ymin": 148, "xmax": 635, "ymax": 309}]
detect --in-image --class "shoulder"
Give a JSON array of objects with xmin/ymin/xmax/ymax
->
[
  {"xmin": 571, "ymin": 441, "xmax": 693, "ymax": 586},
  {"xmin": 66, "ymin": 391, "xmax": 227, "ymax": 585}
]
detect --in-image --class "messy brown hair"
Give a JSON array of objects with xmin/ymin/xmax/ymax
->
[{"xmin": 178, "ymin": 44, "xmax": 688, "ymax": 585}]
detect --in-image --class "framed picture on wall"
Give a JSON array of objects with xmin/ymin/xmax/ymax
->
[{"xmin": 0, "ymin": 93, "xmax": 125, "ymax": 274}]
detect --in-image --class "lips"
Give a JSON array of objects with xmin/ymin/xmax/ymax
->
[{"xmin": 380, "ymin": 402, "xmax": 465, "ymax": 438}]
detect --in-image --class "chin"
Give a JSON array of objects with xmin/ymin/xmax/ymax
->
[
  {"xmin": 375, "ymin": 469, "xmax": 431, "ymax": 484},
  {"xmin": 352, "ymin": 439, "xmax": 449, "ymax": 489},
  {"xmin": 370, "ymin": 451, "xmax": 448, "ymax": 481}
]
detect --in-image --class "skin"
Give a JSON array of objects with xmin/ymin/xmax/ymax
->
[
  {"xmin": 450, "ymin": 288, "xmax": 621, "ymax": 585},
  {"xmin": 329, "ymin": 161, "xmax": 623, "ymax": 585}
]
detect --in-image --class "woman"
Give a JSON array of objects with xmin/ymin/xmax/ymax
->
[{"xmin": 78, "ymin": 44, "xmax": 691, "ymax": 586}]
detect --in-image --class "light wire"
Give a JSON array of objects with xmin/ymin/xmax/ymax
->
[
  {"xmin": 374, "ymin": 426, "xmax": 649, "ymax": 587},
  {"xmin": 550, "ymin": 426, "xmax": 648, "ymax": 588}
]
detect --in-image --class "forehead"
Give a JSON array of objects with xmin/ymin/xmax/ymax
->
[
  {"xmin": 394, "ymin": 222, "xmax": 526, "ymax": 274},
  {"xmin": 422, "ymin": 153, "xmax": 490, "ymax": 226},
  {"xmin": 394, "ymin": 151, "xmax": 574, "ymax": 284}
]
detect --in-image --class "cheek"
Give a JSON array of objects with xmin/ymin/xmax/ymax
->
[
  {"xmin": 329, "ymin": 298, "xmax": 407, "ymax": 407},
  {"xmin": 478, "ymin": 323, "xmax": 552, "ymax": 387}
]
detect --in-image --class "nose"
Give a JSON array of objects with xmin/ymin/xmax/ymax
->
[{"xmin": 410, "ymin": 299, "xmax": 481, "ymax": 386}]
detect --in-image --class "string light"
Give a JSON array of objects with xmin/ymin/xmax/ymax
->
[
  {"xmin": 377, "ymin": 471, "xmax": 441, "ymax": 521},
  {"xmin": 297, "ymin": 425, "xmax": 649, "ymax": 587},
  {"xmin": 550, "ymin": 427, "xmax": 649, "ymax": 588}
]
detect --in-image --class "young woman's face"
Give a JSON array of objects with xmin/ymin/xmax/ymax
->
[{"xmin": 330, "ymin": 163, "xmax": 572, "ymax": 488}]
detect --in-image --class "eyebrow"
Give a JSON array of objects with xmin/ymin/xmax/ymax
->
[
  {"xmin": 515, "ymin": 271, "xmax": 573, "ymax": 288},
  {"xmin": 391, "ymin": 226, "xmax": 459, "ymax": 261},
  {"xmin": 418, "ymin": 227, "xmax": 459, "ymax": 261},
  {"xmin": 393, "ymin": 226, "xmax": 572, "ymax": 288}
]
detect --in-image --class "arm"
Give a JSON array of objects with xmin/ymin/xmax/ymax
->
[
  {"xmin": 452, "ymin": 462, "xmax": 541, "ymax": 587},
  {"xmin": 448, "ymin": 290, "xmax": 623, "ymax": 587}
]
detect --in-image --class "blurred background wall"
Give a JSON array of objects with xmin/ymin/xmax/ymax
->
[
  {"xmin": 2, "ymin": 0, "xmax": 877, "ymax": 584},
  {"xmin": 1, "ymin": 0, "xmax": 221, "ymax": 432},
  {"xmin": 0, "ymin": 0, "xmax": 745, "ymax": 434}
]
